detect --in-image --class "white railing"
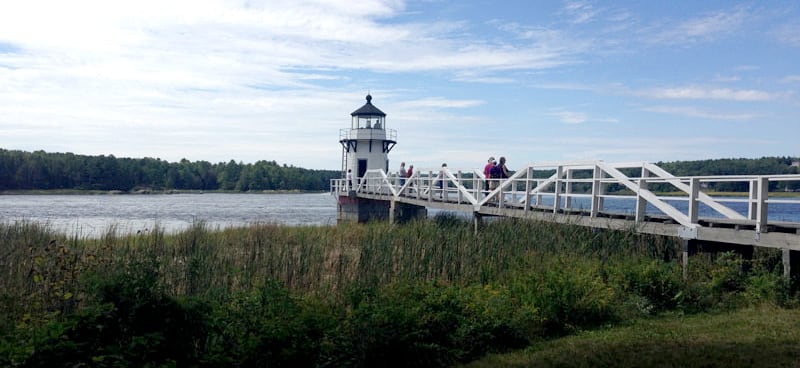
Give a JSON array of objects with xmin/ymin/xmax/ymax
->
[{"xmin": 331, "ymin": 161, "xmax": 800, "ymax": 235}]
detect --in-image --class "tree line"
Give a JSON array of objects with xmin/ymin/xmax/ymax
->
[
  {"xmin": 0, "ymin": 149, "xmax": 797, "ymax": 192},
  {"xmin": 0, "ymin": 149, "xmax": 340, "ymax": 192},
  {"xmin": 655, "ymin": 156, "xmax": 800, "ymax": 192}
]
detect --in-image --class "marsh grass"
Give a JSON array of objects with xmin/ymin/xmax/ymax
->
[{"xmin": 0, "ymin": 216, "xmax": 796, "ymax": 367}]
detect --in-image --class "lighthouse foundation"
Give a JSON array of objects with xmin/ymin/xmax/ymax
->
[{"xmin": 337, "ymin": 193, "xmax": 426, "ymax": 224}]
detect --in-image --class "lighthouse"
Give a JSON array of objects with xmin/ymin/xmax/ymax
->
[
  {"xmin": 339, "ymin": 94, "xmax": 396, "ymax": 180},
  {"xmin": 336, "ymin": 95, "xmax": 424, "ymax": 223}
]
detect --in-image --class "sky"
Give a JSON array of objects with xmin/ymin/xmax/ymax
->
[{"xmin": 1, "ymin": 0, "xmax": 798, "ymax": 171}]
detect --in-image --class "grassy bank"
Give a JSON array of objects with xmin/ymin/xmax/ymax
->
[
  {"xmin": 1, "ymin": 216, "xmax": 797, "ymax": 367},
  {"xmin": 465, "ymin": 304, "xmax": 800, "ymax": 368}
]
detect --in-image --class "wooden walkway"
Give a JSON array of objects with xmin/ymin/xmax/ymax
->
[{"xmin": 332, "ymin": 161, "xmax": 800, "ymax": 252}]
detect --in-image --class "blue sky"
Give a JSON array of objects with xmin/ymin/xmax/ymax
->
[{"xmin": 1, "ymin": 1, "xmax": 798, "ymax": 171}]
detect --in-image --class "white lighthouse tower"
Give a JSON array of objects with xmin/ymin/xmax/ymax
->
[
  {"xmin": 336, "ymin": 94, "xmax": 425, "ymax": 223},
  {"xmin": 339, "ymin": 94, "xmax": 396, "ymax": 180}
]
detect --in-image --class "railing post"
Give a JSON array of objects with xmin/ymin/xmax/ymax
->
[
  {"xmin": 553, "ymin": 165, "xmax": 562, "ymax": 214},
  {"xmin": 636, "ymin": 166, "xmax": 649, "ymax": 223},
  {"xmin": 748, "ymin": 179, "xmax": 758, "ymax": 220},
  {"xmin": 564, "ymin": 169, "xmax": 573, "ymax": 210},
  {"xmin": 498, "ymin": 182, "xmax": 504, "ymax": 208},
  {"xmin": 688, "ymin": 178, "xmax": 699, "ymax": 225},
  {"xmin": 591, "ymin": 165, "xmax": 601, "ymax": 217},
  {"xmin": 524, "ymin": 166, "xmax": 532, "ymax": 212},
  {"xmin": 756, "ymin": 176, "xmax": 769, "ymax": 233},
  {"xmin": 536, "ymin": 179, "xmax": 542, "ymax": 207},
  {"xmin": 428, "ymin": 171, "xmax": 434, "ymax": 203},
  {"xmin": 457, "ymin": 170, "xmax": 463, "ymax": 204}
]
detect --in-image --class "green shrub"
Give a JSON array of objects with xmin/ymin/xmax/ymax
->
[
  {"xmin": 609, "ymin": 260, "xmax": 684, "ymax": 315},
  {"xmin": 22, "ymin": 256, "xmax": 211, "ymax": 367},
  {"xmin": 710, "ymin": 252, "xmax": 747, "ymax": 294},
  {"xmin": 742, "ymin": 269, "xmax": 785, "ymax": 306},
  {"xmin": 205, "ymin": 279, "xmax": 336, "ymax": 367},
  {"xmin": 509, "ymin": 257, "xmax": 615, "ymax": 336},
  {"xmin": 333, "ymin": 282, "xmax": 530, "ymax": 367}
]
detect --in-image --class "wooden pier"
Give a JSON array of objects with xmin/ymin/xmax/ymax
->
[{"xmin": 332, "ymin": 160, "xmax": 800, "ymax": 278}]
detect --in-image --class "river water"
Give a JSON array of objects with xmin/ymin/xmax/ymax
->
[
  {"xmin": 0, "ymin": 193, "xmax": 338, "ymax": 237},
  {"xmin": 1, "ymin": 193, "xmax": 798, "ymax": 238}
]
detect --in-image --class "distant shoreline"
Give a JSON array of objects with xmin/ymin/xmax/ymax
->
[{"xmin": 0, "ymin": 189, "xmax": 327, "ymax": 195}]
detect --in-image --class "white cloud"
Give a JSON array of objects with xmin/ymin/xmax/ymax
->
[
  {"xmin": 399, "ymin": 97, "xmax": 484, "ymax": 109},
  {"xmin": 712, "ymin": 75, "xmax": 740, "ymax": 82},
  {"xmin": 0, "ymin": 0, "xmax": 797, "ymax": 170},
  {"xmin": 548, "ymin": 109, "xmax": 618, "ymax": 124},
  {"xmin": 642, "ymin": 105, "xmax": 756, "ymax": 121},
  {"xmin": 640, "ymin": 87, "xmax": 773, "ymax": 101},
  {"xmin": 781, "ymin": 75, "xmax": 800, "ymax": 83},
  {"xmin": 647, "ymin": 5, "xmax": 749, "ymax": 45},
  {"xmin": 550, "ymin": 110, "xmax": 588, "ymax": 124},
  {"xmin": 0, "ymin": 0, "xmax": 596, "ymax": 168},
  {"xmin": 733, "ymin": 65, "xmax": 760, "ymax": 72},
  {"xmin": 562, "ymin": 1, "xmax": 600, "ymax": 24},
  {"xmin": 773, "ymin": 22, "xmax": 800, "ymax": 47},
  {"xmin": 552, "ymin": 136, "xmax": 771, "ymax": 164}
]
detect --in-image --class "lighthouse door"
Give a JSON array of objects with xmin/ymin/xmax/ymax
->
[{"xmin": 357, "ymin": 159, "xmax": 368, "ymax": 179}]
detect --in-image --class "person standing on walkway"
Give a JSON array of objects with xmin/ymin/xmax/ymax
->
[
  {"xmin": 498, "ymin": 157, "xmax": 509, "ymax": 179},
  {"xmin": 399, "ymin": 162, "xmax": 407, "ymax": 186},
  {"xmin": 346, "ymin": 169, "xmax": 353, "ymax": 191},
  {"xmin": 483, "ymin": 156, "xmax": 495, "ymax": 193}
]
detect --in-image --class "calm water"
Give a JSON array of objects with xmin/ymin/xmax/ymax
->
[{"xmin": 0, "ymin": 193, "xmax": 338, "ymax": 237}]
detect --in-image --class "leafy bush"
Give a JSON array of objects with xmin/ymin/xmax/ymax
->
[
  {"xmin": 205, "ymin": 279, "xmax": 336, "ymax": 367},
  {"xmin": 608, "ymin": 260, "xmax": 684, "ymax": 315},
  {"xmin": 509, "ymin": 257, "xmax": 616, "ymax": 336},
  {"xmin": 22, "ymin": 257, "xmax": 210, "ymax": 367}
]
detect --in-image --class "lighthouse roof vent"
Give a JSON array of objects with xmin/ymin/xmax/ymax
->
[{"xmin": 351, "ymin": 94, "xmax": 386, "ymax": 117}]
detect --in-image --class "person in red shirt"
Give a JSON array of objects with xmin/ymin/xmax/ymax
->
[{"xmin": 483, "ymin": 156, "xmax": 495, "ymax": 193}]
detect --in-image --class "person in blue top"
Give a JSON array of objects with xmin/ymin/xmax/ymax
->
[{"xmin": 399, "ymin": 162, "xmax": 407, "ymax": 186}]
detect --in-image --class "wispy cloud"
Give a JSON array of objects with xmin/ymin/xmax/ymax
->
[
  {"xmin": 733, "ymin": 65, "xmax": 760, "ymax": 72},
  {"xmin": 399, "ymin": 97, "xmax": 484, "ymax": 109},
  {"xmin": 553, "ymin": 136, "xmax": 771, "ymax": 163},
  {"xmin": 642, "ymin": 105, "xmax": 756, "ymax": 121},
  {"xmin": 639, "ymin": 86, "xmax": 773, "ymax": 101},
  {"xmin": 646, "ymin": 5, "xmax": 750, "ymax": 45},
  {"xmin": 548, "ymin": 108, "xmax": 618, "ymax": 124},
  {"xmin": 551, "ymin": 110, "xmax": 588, "ymax": 124},
  {"xmin": 712, "ymin": 74, "xmax": 740, "ymax": 82},
  {"xmin": 782, "ymin": 75, "xmax": 800, "ymax": 83},
  {"xmin": 773, "ymin": 22, "xmax": 800, "ymax": 47},
  {"xmin": 561, "ymin": 1, "xmax": 600, "ymax": 24}
]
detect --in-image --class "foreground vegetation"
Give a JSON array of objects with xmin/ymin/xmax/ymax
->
[{"xmin": 1, "ymin": 216, "xmax": 798, "ymax": 367}]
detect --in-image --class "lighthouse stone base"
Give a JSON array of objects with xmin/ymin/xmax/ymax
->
[{"xmin": 337, "ymin": 193, "xmax": 426, "ymax": 224}]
